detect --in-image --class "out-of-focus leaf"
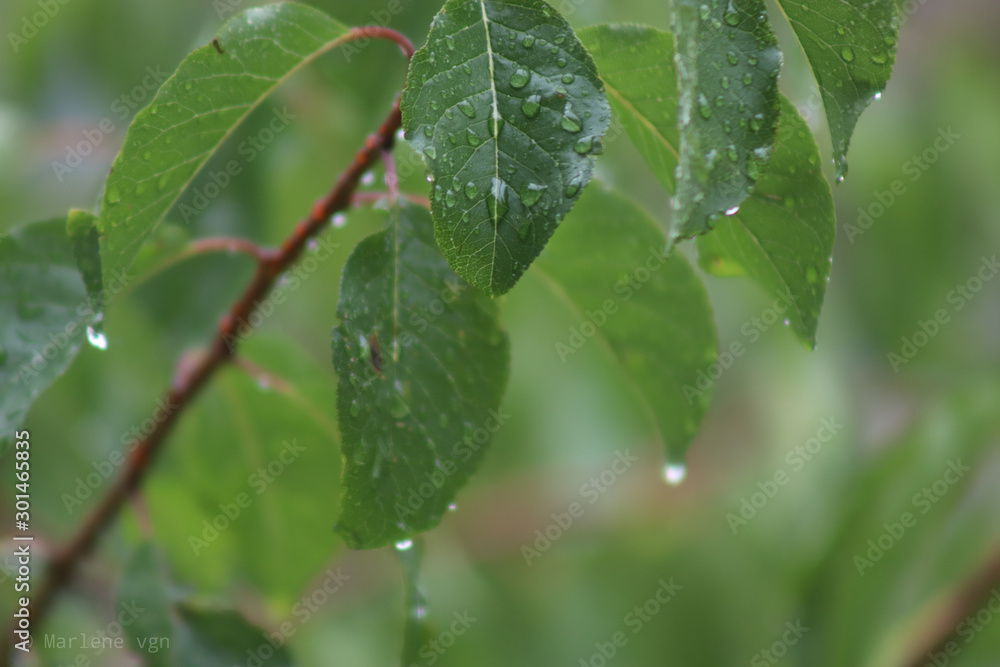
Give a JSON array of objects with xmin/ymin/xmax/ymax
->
[
  {"xmin": 697, "ymin": 98, "xmax": 835, "ymax": 348},
  {"xmin": 534, "ymin": 185, "xmax": 717, "ymax": 465},
  {"xmin": 396, "ymin": 537, "xmax": 432, "ymax": 665},
  {"xmin": 402, "ymin": 0, "xmax": 610, "ymax": 296},
  {"xmin": 143, "ymin": 334, "xmax": 342, "ymax": 607},
  {"xmin": 119, "ymin": 541, "xmax": 294, "ymax": 667},
  {"xmin": 670, "ymin": 0, "xmax": 782, "ymax": 239},
  {"xmin": 332, "ymin": 202, "xmax": 510, "ymax": 549},
  {"xmin": 774, "ymin": 0, "xmax": 899, "ymax": 179},
  {"xmin": 579, "ymin": 24, "xmax": 679, "ymax": 192},
  {"xmin": 98, "ymin": 4, "xmax": 350, "ymax": 286},
  {"xmin": 0, "ymin": 218, "xmax": 90, "ymax": 456}
]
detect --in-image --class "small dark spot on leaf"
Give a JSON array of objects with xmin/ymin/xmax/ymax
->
[
  {"xmin": 369, "ymin": 332, "xmax": 383, "ymax": 374},
  {"xmin": 212, "ymin": 38, "xmax": 225, "ymax": 54}
]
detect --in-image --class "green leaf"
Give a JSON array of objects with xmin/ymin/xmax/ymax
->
[
  {"xmin": 0, "ymin": 218, "xmax": 91, "ymax": 456},
  {"xmin": 578, "ymin": 24, "xmax": 679, "ymax": 192},
  {"xmin": 670, "ymin": 0, "xmax": 782, "ymax": 239},
  {"xmin": 697, "ymin": 98, "xmax": 835, "ymax": 348},
  {"xmin": 774, "ymin": 0, "xmax": 899, "ymax": 179},
  {"xmin": 401, "ymin": 0, "xmax": 611, "ymax": 296},
  {"xmin": 118, "ymin": 543, "xmax": 175, "ymax": 667},
  {"xmin": 534, "ymin": 185, "xmax": 717, "ymax": 465},
  {"xmin": 143, "ymin": 334, "xmax": 343, "ymax": 606},
  {"xmin": 119, "ymin": 542, "xmax": 294, "ymax": 667},
  {"xmin": 332, "ymin": 202, "xmax": 510, "ymax": 549},
  {"xmin": 67, "ymin": 209, "xmax": 105, "ymax": 337},
  {"xmin": 98, "ymin": 4, "xmax": 350, "ymax": 287}
]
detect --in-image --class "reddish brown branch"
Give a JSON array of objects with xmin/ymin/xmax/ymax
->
[
  {"xmin": 185, "ymin": 236, "xmax": 270, "ymax": 261},
  {"xmin": 901, "ymin": 543, "xmax": 1000, "ymax": 667},
  {"xmin": 4, "ymin": 32, "xmax": 411, "ymax": 662}
]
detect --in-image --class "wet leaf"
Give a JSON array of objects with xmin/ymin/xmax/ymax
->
[
  {"xmin": 402, "ymin": 0, "xmax": 610, "ymax": 296},
  {"xmin": 0, "ymin": 218, "xmax": 90, "ymax": 456},
  {"xmin": 670, "ymin": 0, "xmax": 782, "ymax": 239},
  {"xmin": 98, "ymin": 4, "xmax": 350, "ymax": 288},
  {"xmin": 535, "ymin": 185, "xmax": 717, "ymax": 465},
  {"xmin": 697, "ymin": 98, "xmax": 835, "ymax": 348},
  {"xmin": 332, "ymin": 202, "xmax": 510, "ymax": 549},
  {"xmin": 774, "ymin": 0, "xmax": 899, "ymax": 179}
]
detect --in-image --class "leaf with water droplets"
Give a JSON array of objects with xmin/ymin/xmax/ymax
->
[
  {"xmin": 535, "ymin": 186, "xmax": 717, "ymax": 464},
  {"xmin": 671, "ymin": 0, "xmax": 782, "ymax": 239},
  {"xmin": 97, "ymin": 4, "xmax": 350, "ymax": 288},
  {"xmin": 401, "ymin": 0, "xmax": 610, "ymax": 296},
  {"xmin": 774, "ymin": 0, "xmax": 899, "ymax": 179},
  {"xmin": 332, "ymin": 202, "xmax": 510, "ymax": 549},
  {"xmin": 579, "ymin": 25, "xmax": 679, "ymax": 192},
  {"xmin": 66, "ymin": 209, "xmax": 105, "ymax": 336},
  {"xmin": 697, "ymin": 98, "xmax": 835, "ymax": 348},
  {"xmin": 0, "ymin": 218, "xmax": 91, "ymax": 457}
]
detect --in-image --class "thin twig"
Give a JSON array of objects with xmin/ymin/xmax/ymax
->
[
  {"xmin": 185, "ymin": 236, "xmax": 270, "ymax": 261},
  {"xmin": 2, "ymin": 27, "xmax": 413, "ymax": 665}
]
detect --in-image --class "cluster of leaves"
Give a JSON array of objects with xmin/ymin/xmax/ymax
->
[{"xmin": 1, "ymin": 0, "xmax": 899, "ymax": 659}]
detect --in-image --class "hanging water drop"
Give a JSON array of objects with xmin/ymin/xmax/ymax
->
[
  {"xmin": 86, "ymin": 326, "xmax": 108, "ymax": 350},
  {"xmin": 331, "ymin": 213, "xmax": 347, "ymax": 228},
  {"xmin": 725, "ymin": 206, "xmax": 740, "ymax": 216},
  {"xmin": 395, "ymin": 539, "xmax": 414, "ymax": 551},
  {"xmin": 662, "ymin": 463, "xmax": 687, "ymax": 486},
  {"xmin": 361, "ymin": 171, "xmax": 376, "ymax": 186}
]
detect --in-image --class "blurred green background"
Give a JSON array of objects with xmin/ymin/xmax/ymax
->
[{"xmin": 2, "ymin": 0, "xmax": 1000, "ymax": 665}]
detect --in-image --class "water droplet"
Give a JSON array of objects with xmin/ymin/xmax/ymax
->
[
  {"xmin": 662, "ymin": 463, "xmax": 687, "ymax": 486},
  {"xmin": 521, "ymin": 95, "xmax": 541, "ymax": 118},
  {"xmin": 725, "ymin": 206, "xmax": 740, "ymax": 216},
  {"xmin": 574, "ymin": 136, "xmax": 593, "ymax": 154},
  {"xmin": 184, "ymin": 82, "xmax": 193, "ymax": 90},
  {"xmin": 465, "ymin": 181, "xmax": 478, "ymax": 199},
  {"xmin": 462, "ymin": 63, "xmax": 472, "ymax": 75},
  {"xmin": 699, "ymin": 4, "xmax": 711, "ymax": 20},
  {"xmin": 448, "ymin": 503, "xmax": 458, "ymax": 512},
  {"xmin": 836, "ymin": 26, "xmax": 846, "ymax": 36},
  {"xmin": 565, "ymin": 181, "xmax": 581, "ymax": 198},
  {"xmin": 445, "ymin": 35, "xmax": 456, "ymax": 51},
  {"xmin": 423, "ymin": 126, "xmax": 434, "ymax": 138},
  {"xmin": 697, "ymin": 93, "xmax": 713, "ymax": 119},
  {"xmin": 749, "ymin": 113, "xmax": 764, "ymax": 132},
  {"xmin": 361, "ymin": 171, "xmax": 376, "ymax": 186},
  {"xmin": 86, "ymin": 327, "xmax": 108, "ymax": 350},
  {"xmin": 721, "ymin": 76, "xmax": 730, "ymax": 89},
  {"xmin": 445, "ymin": 190, "xmax": 457, "ymax": 207},
  {"xmin": 871, "ymin": 52, "xmax": 887, "ymax": 65},
  {"xmin": 423, "ymin": 146, "xmax": 437, "ymax": 160},
  {"xmin": 873, "ymin": 91, "xmax": 882, "ymax": 101},
  {"xmin": 727, "ymin": 145, "xmax": 738, "ymax": 162},
  {"xmin": 510, "ymin": 68, "xmax": 530, "ymax": 89},
  {"xmin": 521, "ymin": 183, "xmax": 547, "ymax": 207},
  {"xmin": 489, "ymin": 115, "xmax": 505, "ymax": 138},
  {"xmin": 331, "ymin": 213, "xmax": 347, "ymax": 228},
  {"xmin": 466, "ymin": 128, "xmax": 482, "ymax": 147},
  {"xmin": 561, "ymin": 73, "xmax": 575, "ymax": 84},
  {"xmin": 554, "ymin": 35, "xmax": 566, "ymax": 45},
  {"xmin": 522, "ymin": 35, "xmax": 535, "ymax": 48},
  {"xmin": 841, "ymin": 46, "xmax": 855, "ymax": 62},
  {"xmin": 157, "ymin": 173, "xmax": 170, "ymax": 191},
  {"xmin": 557, "ymin": 57, "xmax": 567, "ymax": 68},
  {"xmin": 395, "ymin": 539, "xmax": 414, "ymax": 551},
  {"xmin": 561, "ymin": 104, "xmax": 582, "ymax": 133},
  {"xmin": 727, "ymin": 51, "xmax": 738, "ymax": 66},
  {"xmin": 806, "ymin": 266, "xmax": 819, "ymax": 283},
  {"xmin": 457, "ymin": 100, "xmax": 476, "ymax": 119},
  {"xmin": 742, "ymin": 73, "xmax": 752, "ymax": 86}
]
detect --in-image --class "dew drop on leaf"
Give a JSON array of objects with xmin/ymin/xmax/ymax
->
[
  {"xmin": 510, "ymin": 68, "xmax": 530, "ymax": 89},
  {"xmin": 662, "ymin": 463, "xmax": 687, "ymax": 486}
]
